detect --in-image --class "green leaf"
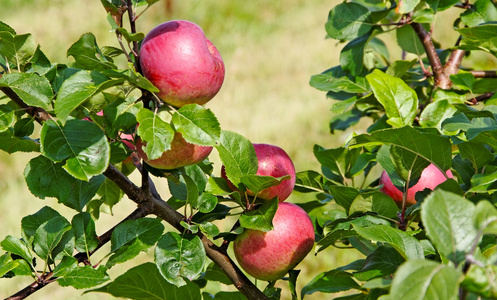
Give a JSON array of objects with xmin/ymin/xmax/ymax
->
[
  {"xmin": 353, "ymin": 225, "xmax": 424, "ymax": 259},
  {"xmin": 95, "ymin": 177, "xmax": 124, "ymax": 214},
  {"xmin": 53, "ymin": 256, "xmax": 78, "ymax": 277},
  {"xmin": 310, "ymin": 68, "xmax": 369, "ymax": 93},
  {"xmin": 329, "ymin": 185, "xmax": 360, "ymax": 213},
  {"xmin": 461, "ymin": 265, "xmax": 497, "ymax": 299},
  {"xmin": 88, "ymin": 262, "xmax": 201, "ymax": 300},
  {"xmin": 198, "ymin": 222, "xmax": 220, "ymax": 238},
  {"xmin": 240, "ymin": 174, "xmax": 290, "ymax": 196},
  {"xmin": 25, "ymin": 156, "xmax": 105, "ymax": 211},
  {"xmin": 13, "ymin": 117, "xmax": 35, "ymax": 137},
  {"xmin": 366, "ymin": 69, "xmax": 418, "ymax": 127},
  {"xmin": 451, "ymin": 72, "xmax": 475, "ymax": 91},
  {"xmin": 110, "ymin": 218, "xmax": 165, "ymax": 253},
  {"xmin": 21, "ymin": 206, "xmax": 62, "ymax": 244},
  {"xmin": 172, "ymin": 104, "xmax": 220, "ymax": 146},
  {"xmin": 40, "ymin": 119, "xmax": 110, "ymax": 181},
  {"xmin": 0, "ymin": 31, "xmax": 36, "ymax": 69},
  {"xmin": 72, "ymin": 212, "xmax": 99, "ymax": 253},
  {"xmin": 54, "ymin": 70, "xmax": 123, "ymax": 123},
  {"xmin": 385, "ymin": 260, "xmax": 460, "ymax": 300},
  {"xmin": 325, "ymin": 3, "xmax": 373, "ymax": 40},
  {"xmin": 155, "ymin": 232, "xmax": 206, "ymax": 287},
  {"xmin": 386, "ymin": 59, "xmax": 417, "ymax": 77},
  {"xmin": 203, "ymin": 262, "xmax": 232, "ymax": 285},
  {"xmin": 67, "ymin": 33, "xmax": 116, "ymax": 71},
  {"xmin": 348, "ymin": 127, "xmax": 452, "ymax": 173},
  {"xmin": 294, "ymin": 170, "xmax": 333, "ymax": 194},
  {"xmin": 354, "ymin": 245, "xmax": 405, "ymax": 281},
  {"xmin": 215, "ymin": 130, "xmax": 258, "ymax": 188},
  {"xmin": 419, "ymin": 100, "xmax": 457, "ymax": 129},
  {"xmin": 0, "ymin": 73, "xmax": 53, "ymax": 110},
  {"xmin": 425, "ymin": 0, "xmax": 460, "ymax": 12},
  {"xmin": 458, "ymin": 141, "xmax": 494, "ymax": 169},
  {"xmin": 473, "ymin": 200, "xmax": 497, "ymax": 235},
  {"xmin": 191, "ymin": 193, "xmax": 218, "ymax": 214},
  {"xmin": 421, "ymin": 190, "xmax": 477, "ymax": 264},
  {"xmin": 0, "ymin": 129, "xmax": 39, "ymax": 153},
  {"xmin": 136, "ymin": 108, "xmax": 175, "ymax": 160},
  {"xmin": 349, "ymin": 191, "xmax": 399, "ymax": 219},
  {"xmin": 397, "ymin": 0, "xmax": 421, "ymax": 13},
  {"xmin": 340, "ymin": 33, "xmax": 371, "ymax": 76},
  {"xmin": 396, "ymin": 25, "xmax": 425, "ymax": 56},
  {"xmin": 0, "ymin": 104, "xmax": 15, "ymax": 132},
  {"xmin": 301, "ymin": 269, "xmax": 361, "ymax": 299},
  {"xmin": 0, "ymin": 236, "xmax": 33, "ymax": 264},
  {"xmin": 33, "ymin": 216, "xmax": 72, "ymax": 261},
  {"xmin": 58, "ymin": 265, "xmax": 110, "ymax": 289},
  {"xmin": 0, "ymin": 253, "xmax": 19, "ymax": 277},
  {"xmin": 239, "ymin": 198, "xmax": 279, "ymax": 231}
]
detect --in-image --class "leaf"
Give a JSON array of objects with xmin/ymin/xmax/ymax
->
[
  {"xmin": 0, "ymin": 104, "xmax": 15, "ymax": 132},
  {"xmin": 215, "ymin": 130, "xmax": 258, "ymax": 188},
  {"xmin": 451, "ymin": 72, "xmax": 475, "ymax": 91},
  {"xmin": 421, "ymin": 190, "xmax": 477, "ymax": 264},
  {"xmin": 340, "ymin": 33, "xmax": 371, "ymax": 76},
  {"xmin": 425, "ymin": 0, "xmax": 460, "ymax": 12},
  {"xmin": 172, "ymin": 104, "xmax": 221, "ymax": 146},
  {"xmin": 310, "ymin": 68, "xmax": 369, "ymax": 93},
  {"xmin": 54, "ymin": 70, "xmax": 123, "ymax": 123},
  {"xmin": 353, "ymin": 225, "xmax": 424, "ymax": 259},
  {"xmin": 325, "ymin": 3, "xmax": 373, "ymax": 40},
  {"xmin": 0, "ymin": 254, "xmax": 19, "ymax": 277},
  {"xmin": 110, "ymin": 218, "xmax": 165, "ymax": 253},
  {"xmin": 239, "ymin": 198, "xmax": 279, "ymax": 232},
  {"xmin": 366, "ymin": 69, "xmax": 418, "ymax": 127},
  {"xmin": 396, "ymin": 25, "xmax": 425, "ymax": 56},
  {"xmin": 88, "ymin": 262, "xmax": 201, "ymax": 300},
  {"xmin": 461, "ymin": 265, "xmax": 497, "ymax": 299},
  {"xmin": 40, "ymin": 119, "xmax": 110, "ymax": 181},
  {"xmin": 240, "ymin": 174, "xmax": 290, "ymax": 196},
  {"xmin": 348, "ymin": 127, "xmax": 452, "ymax": 173},
  {"xmin": 473, "ymin": 200, "xmax": 497, "ymax": 235},
  {"xmin": 396, "ymin": 0, "xmax": 421, "ymax": 13},
  {"xmin": 136, "ymin": 108, "xmax": 175, "ymax": 160},
  {"xmin": 198, "ymin": 222, "xmax": 220, "ymax": 238},
  {"xmin": 349, "ymin": 191, "xmax": 399, "ymax": 219},
  {"xmin": 0, "ymin": 129, "xmax": 39, "ymax": 153},
  {"xmin": 0, "ymin": 236, "xmax": 33, "ymax": 264},
  {"xmin": 329, "ymin": 185, "xmax": 360, "ymax": 213},
  {"xmin": 385, "ymin": 260, "xmax": 460, "ymax": 300},
  {"xmin": 191, "ymin": 193, "xmax": 218, "ymax": 214},
  {"xmin": 419, "ymin": 100, "xmax": 457, "ymax": 130},
  {"xmin": 21, "ymin": 206, "xmax": 61, "ymax": 243},
  {"xmin": 0, "ymin": 73, "xmax": 53, "ymax": 110},
  {"xmin": 386, "ymin": 59, "xmax": 417, "ymax": 78},
  {"xmin": 294, "ymin": 170, "xmax": 333, "ymax": 194},
  {"xmin": 32, "ymin": 216, "xmax": 72, "ymax": 261},
  {"xmin": 301, "ymin": 269, "xmax": 361, "ymax": 299},
  {"xmin": 72, "ymin": 212, "xmax": 99, "ymax": 253},
  {"xmin": 155, "ymin": 232, "xmax": 206, "ymax": 287},
  {"xmin": 0, "ymin": 31, "xmax": 36, "ymax": 68},
  {"xmin": 458, "ymin": 141, "xmax": 494, "ymax": 169},
  {"xmin": 354, "ymin": 245, "xmax": 405, "ymax": 281},
  {"xmin": 67, "ymin": 32, "xmax": 116, "ymax": 71},
  {"xmin": 57, "ymin": 265, "xmax": 110, "ymax": 289},
  {"xmin": 25, "ymin": 156, "xmax": 105, "ymax": 211}
]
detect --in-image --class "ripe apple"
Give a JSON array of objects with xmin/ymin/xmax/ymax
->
[
  {"xmin": 379, "ymin": 163, "xmax": 454, "ymax": 206},
  {"xmin": 139, "ymin": 20, "xmax": 225, "ymax": 107},
  {"xmin": 233, "ymin": 202, "xmax": 315, "ymax": 281},
  {"xmin": 136, "ymin": 132, "xmax": 213, "ymax": 170},
  {"xmin": 221, "ymin": 143, "xmax": 296, "ymax": 202}
]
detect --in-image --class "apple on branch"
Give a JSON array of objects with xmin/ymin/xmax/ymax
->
[
  {"xmin": 379, "ymin": 163, "xmax": 454, "ymax": 206},
  {"xmin": 221, "ymin": 143, "xmax": 296, "ymax": 202},
  {"xmin": 139, "ymin": 20, "xmax": 225, "ymax": 107},
  {"xmin": 136, "ymin": 132, "xmax": 213, "ymax": 170},
  {"xmin": 233, "ymin": 202, "xmax": 315, "ymax": 281}
]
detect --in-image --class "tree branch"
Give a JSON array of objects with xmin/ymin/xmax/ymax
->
[
  {"xmin": 0, "ymin": 87, "xmax": 51, "ymax": 124},
  {"xmin": 470, "ymin": 70, "xmax": 497, "ymax": 78},
  {"xmin": 5, "ymin": 207, "xmax": 150, "ymax": 300},
  {"xmin": 103, "ymin": 165, "xmax": 269, "ymax": 300},
  {"xmin": 410, "ymin": 22, "xmax": 452, "ymax": 89}
]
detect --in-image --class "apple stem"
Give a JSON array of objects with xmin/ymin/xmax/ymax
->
[{"xmin": 399, "ymin": 171, "xmax": 411, "ymax": 231}]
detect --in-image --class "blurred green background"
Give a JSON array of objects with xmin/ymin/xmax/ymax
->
[{"xmin": 4, "ymin": 0, "xmax": 493, "ymax": 299}]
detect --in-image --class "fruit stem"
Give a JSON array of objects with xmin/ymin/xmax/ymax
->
[{"xmin": 399, "ymin": 170, "xmax": 411, "ymax": 231}]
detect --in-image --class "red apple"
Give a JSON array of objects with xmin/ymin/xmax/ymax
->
[
  {"xmin": 379, "ymin": 163, "xmax": 454, "ymax": 206},
  {"xmin": 136, "ymin": 132, "xmax": 212, "ymax": 170},
  {"xmin": 233, "ymin": 202, "xmax": 315, "ymax": 281},
  {"xmin": 139, "ymin": 20, "xmax": 225, "ymax": 107},
  {"xmin": 221, "ymin": 143, "xmax": 296, "ymax": 202}
]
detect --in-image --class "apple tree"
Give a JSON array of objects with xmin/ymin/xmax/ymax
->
[{"xmin": 2, "ymin": 0, "xmax": 497, "ymax": 300}]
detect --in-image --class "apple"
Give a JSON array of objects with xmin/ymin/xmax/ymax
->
[
  {"xmin": 136, "ymin": 132, "xmax": 213, "ymax": 170},
  {"xmin": 379, "ymin": 163, "xmax": 454, "ymax": 206},
  {"xmin": 221, "ymin": 143, "xmax": 296, "ymax": 202},
  {"xmin": 139, "ymin": 20, "xmax": 225, "ymax": 107},
  {"xmin": 233, "ymin": 202, "xmax": 315, "ymax": 281}
]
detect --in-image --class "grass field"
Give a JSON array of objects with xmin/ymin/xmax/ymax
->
[{"xmin": 5, "ymin": 0, "xmax": 491, "ymax": 299}]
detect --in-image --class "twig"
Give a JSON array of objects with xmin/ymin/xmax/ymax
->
[
  {"xmin": 0, "ymin": 87, "xmax": 51, "ymax": 124},
  {"xmin": 5, "ymin": 207, "xmax": 150, "ymax": 300},
  {"xmin": 470, "ymin": 70, "xmax": 497, "ymax": 78}
]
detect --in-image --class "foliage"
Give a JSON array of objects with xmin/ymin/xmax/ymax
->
[{"xmin": 2, "ymin": 0, "xmax": 497, "ymax": 299}]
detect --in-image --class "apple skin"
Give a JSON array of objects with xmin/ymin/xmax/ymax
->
[
  {"xmin": 139, "ymin": 20, "xmax": 225, "ymax": 107},
  {"xmin": 233, "ymin": 202, "xmax": 315, "ymax": 281},
  {"xmin": 221, "ymin": 143, "xmax": 296, "ymax": 202},
  {"xmin": 136, "ymin": 132, "xmax": 213, "ymax": 170},
  {"xmin": 380, "ymin": 163, "xmax": 454, "ymax": 206}
]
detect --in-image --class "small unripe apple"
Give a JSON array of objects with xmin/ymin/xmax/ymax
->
[
  {"xmin": 379, "ymin": 163, "xmax": 454, "ymax": 206},
  {"xmin": 136, "ymin": 132, "xmax": 212, "ymax": 170},
  {"xmin": 221, "ymin": 143, "xmax": 296, "ymax": 201},
  {"xmin": 139, "ymin": 20, "xmax": 225, "ymax": 107},
  {"xmin": 233, "ymin": 202, "xmax": 315, "ymax": 281}
]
